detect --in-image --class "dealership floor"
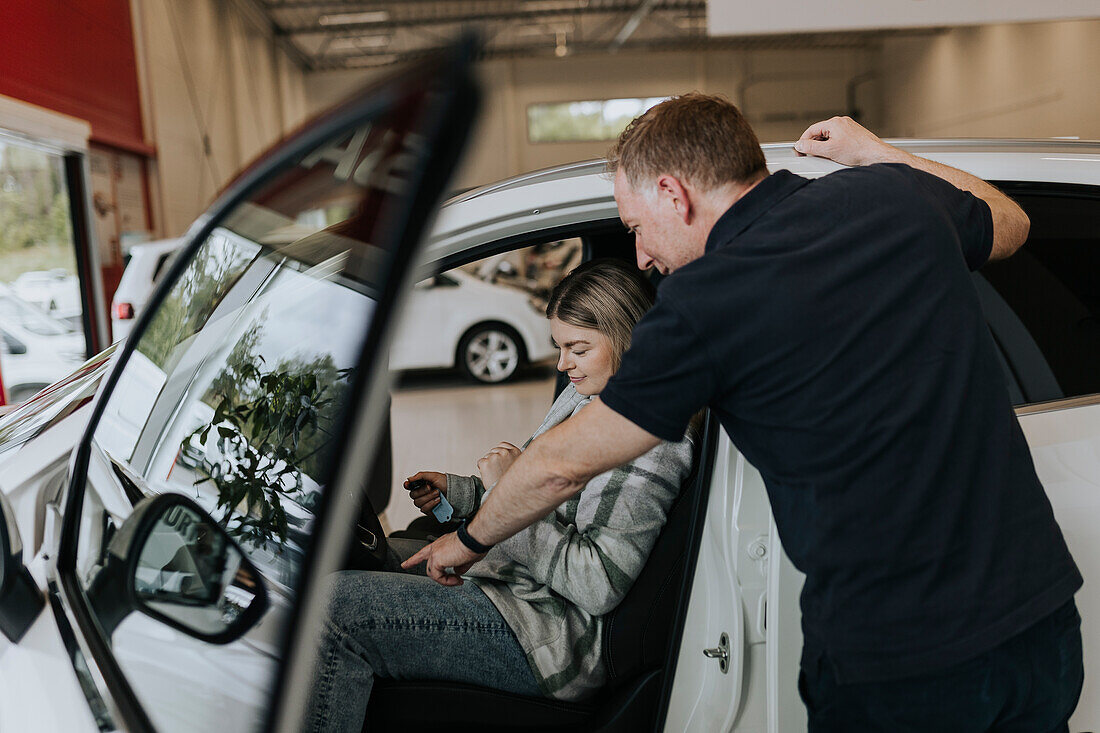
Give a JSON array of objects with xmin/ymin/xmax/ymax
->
[{"xmin": 381, "ymin": 364, "xmax": 558, "ymax": 533}]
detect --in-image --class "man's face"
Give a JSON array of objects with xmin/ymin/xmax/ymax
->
[{"xmin": 613, "ymin": 168, "xmax": 702, "ymax": 275}]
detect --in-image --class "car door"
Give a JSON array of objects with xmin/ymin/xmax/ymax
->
[{"xmin": 48, "ymin": 39, "xmax": 479, "ymax": 733}]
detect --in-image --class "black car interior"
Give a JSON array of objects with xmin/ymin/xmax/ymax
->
[{"xmin": 342, "ymin": 230, "xmax": 719, "ymax": 731}]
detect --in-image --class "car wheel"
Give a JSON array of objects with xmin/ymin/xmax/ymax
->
[{"xmin": 458, "ymin": 323, "xmax": 525, "ymax": 384}]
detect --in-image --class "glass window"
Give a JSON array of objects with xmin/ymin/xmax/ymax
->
[
  {"xmin": 0, "ymin": 135, "xmax": 87, "ymax": 405},
  {"xmin": 71, "ymin": 94, "xmax": 431, "ymax": 731},
  {"xmin": 383, "ymin": 240, "xmax": 582, "ymax": 532},
  {"xmin": 527, "ymin": 97, "xmax": 668, "ymax": 143},
  {"xmin": 977, "ymin": 189, "xmax": 1100, "ymax": 406}
]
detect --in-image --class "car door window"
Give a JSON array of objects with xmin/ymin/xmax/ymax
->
[
  {"xmin": 977, "ymin": 187, "xmax": 1100, "ymax": 406},
  {"xmin": 60, "ymin": 54, "xmax": 472, "ymax": 731},
  {"xmin": 384, "ymin": 240, "xmax": 580, "ymax": 532}
]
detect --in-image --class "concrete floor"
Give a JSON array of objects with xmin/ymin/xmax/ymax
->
[{"xmin": 380, "ymin": 364, "xmax": 558, "ymax": 532}]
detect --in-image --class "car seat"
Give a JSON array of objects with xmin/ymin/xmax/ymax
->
[{"xmin": 365, "ymin": 410, "xmax": 718, "ymax": 732}]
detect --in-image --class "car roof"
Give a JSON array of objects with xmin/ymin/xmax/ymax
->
[{"xmin": 425, "ymin": 138, "xmax": 1100, "ymax": 268}]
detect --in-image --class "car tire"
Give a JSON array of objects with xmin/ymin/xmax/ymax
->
[{"xmin": 457, "ymin": 322, "xmax": 526, "ymax": 384}]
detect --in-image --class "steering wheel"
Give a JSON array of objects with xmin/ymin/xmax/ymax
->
[{"xmin": 343, "ymin": 493, "xmax": 389, "ymax": 571}]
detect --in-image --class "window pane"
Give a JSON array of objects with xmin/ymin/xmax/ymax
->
[
  {"xmin": 978, "ymin": 191, "xmax": 1100, "ymax": 405},
  {"xmin": 527, "ymin": 97, "xmax": 668, "ymax": 143},
  {"xmin": 0, "ymin": 136, "xmax": 86, "ymax": 405}
]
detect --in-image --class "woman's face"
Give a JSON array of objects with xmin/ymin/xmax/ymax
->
[{"xmin": 549, "ymin": 317, "xmax": 617, "ymax": 396}]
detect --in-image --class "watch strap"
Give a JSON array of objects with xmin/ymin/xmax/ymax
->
[{"xmin": 456, "ymin": 520, "xmax": 494, "ymax": 554}]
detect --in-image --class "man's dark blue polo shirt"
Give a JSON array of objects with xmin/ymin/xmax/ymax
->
[{"xmin": 600, "ymin": 164, "xmax": 1082, "ymax": 682}]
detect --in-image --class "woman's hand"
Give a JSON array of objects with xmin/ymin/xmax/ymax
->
[
  {"xmin": 404, "ymin": 471, "xmax": 447, "ymax": 516},
  {"xmin": 477, "ymin": 442, "xmax": 522, "ymax": 489}
]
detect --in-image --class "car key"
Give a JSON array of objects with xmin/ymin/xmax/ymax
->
[{"xmin": 409, "ymin": 478, "xmax": 454, "ymax": 523}]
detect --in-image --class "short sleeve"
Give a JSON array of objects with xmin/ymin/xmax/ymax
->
[
  {"xmin": 889, "ymin": 164, "xmax": 994, "ymax": 271},
  {"xmin": 600, "ymin": 293, "xmax": 715, "ymax": 442}
]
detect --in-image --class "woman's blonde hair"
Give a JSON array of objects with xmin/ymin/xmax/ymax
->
[{"xmin": 546, "ymin": 259, "xmax": 656, "ymax": 371}]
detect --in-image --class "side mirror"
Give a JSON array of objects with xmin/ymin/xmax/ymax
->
[
  {"xmin": 88, "ymin": 493, "xmax": 268, "ymax": 644},
  {"xmin": 0, "ymin": 491, "xmax": 45, "ymax": 642}
]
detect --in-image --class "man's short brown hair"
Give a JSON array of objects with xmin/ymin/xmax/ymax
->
[{"xmin": 607, "ymin": 93, "xmax": 767, "ymax": 191}]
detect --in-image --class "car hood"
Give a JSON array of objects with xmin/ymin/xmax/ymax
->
[{"xmin": 0, "ymin": 344, "xmax": 117, "ymax": 463}]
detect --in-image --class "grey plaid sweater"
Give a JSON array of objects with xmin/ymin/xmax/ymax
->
[{"xmin": 445, "ymin": 385, "xmax": 695, "ymax": 701}]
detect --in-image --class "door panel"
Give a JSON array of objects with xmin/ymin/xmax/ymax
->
[{"xmin": 1018, "ymin": 403, "xmax": 1100, "ymax": 731}]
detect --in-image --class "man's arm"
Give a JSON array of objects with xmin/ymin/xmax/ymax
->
[
  {"xmin": 402, "ymin": 399, "xmax": 661, "ymax": 585},
  {"xmin": 794, "ymin": 116, "xmax": 1030, "ymax": 262}
]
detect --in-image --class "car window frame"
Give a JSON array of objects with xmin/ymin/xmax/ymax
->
[
  {"xmin": 50, "ymin": 40, "xmax": 481, "ymax": 733},
  {"xmin": 987, "ymin": 181, "xmax": 1100, "ymax": 414}
]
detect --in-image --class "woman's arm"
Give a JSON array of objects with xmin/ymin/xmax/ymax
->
[
  {"xmin": 443, "ymin": 473, "xmax": 486, "ymax": 518},
  {"xmin": 495, "ymin": 434, "xmax": 694, "ymax": 616}
]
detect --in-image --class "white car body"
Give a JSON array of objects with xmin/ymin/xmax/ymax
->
[
  {"xmin": 11, "ymin": 269, "xmax": 81, "ymax": 319},
  {"xmin": 110, "ymin": 238, "xmax": 183, "ymax": 341},
  {"xmin": 0, "ymin": 285, "xmax": 87, "ymax": 403},
  {"xmin": 420, "ymin": 139, "xmax": 1100, "ymax": 733},
  {"xmin": 0, "ymin": 69, "xmax": 1097, "ymax": 733},
  {"xmin": 389, "ymin": 268, "xmax": 555, "ymax": 374}
]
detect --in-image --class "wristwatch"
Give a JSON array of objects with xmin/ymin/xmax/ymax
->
[{"xmin": 456, "ymin": 520, "xmax": 494, "ymax": 554}]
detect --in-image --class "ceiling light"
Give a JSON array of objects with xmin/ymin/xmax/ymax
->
[
  {"xmin": 329, "ymin": 35, "xmax": 391, "ymax": 52},
  {"xmin": 318, "ymin": 11, "xmax": 390, "ymax": 26}
]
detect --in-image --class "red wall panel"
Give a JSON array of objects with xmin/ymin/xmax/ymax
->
[{"xmin": 0, "ymin": 0, "xmax": 150, "ymax": 154}]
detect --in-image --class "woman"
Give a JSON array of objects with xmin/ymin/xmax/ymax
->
[{"xmin": 305, "ymin": 259, "xmax": 696, "ymax": 732}]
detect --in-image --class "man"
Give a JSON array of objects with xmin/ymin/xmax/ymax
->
[{"xmin": 406, "ymin": 96, "xmax": 1083, "ymax": 730}]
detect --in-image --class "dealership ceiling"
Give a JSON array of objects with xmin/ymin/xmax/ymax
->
[{"xmin": 253, "ymin": 0, "xmax": 945, "ymax": 70}]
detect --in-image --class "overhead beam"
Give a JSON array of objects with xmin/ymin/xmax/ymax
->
[
  {"xmin": 310, "ymin": 30, "xmax": 902, "ymax": 69},
  {"xmin": 277, "ymin": 2, "xmax": 706, "ymax": 35},
  {"xmin": 609, "ymin": 0, "xmax": 659, "ymax": 51}
]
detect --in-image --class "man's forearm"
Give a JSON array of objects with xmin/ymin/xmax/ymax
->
[
  {"xmin": 463, "ymin": 398, "xmax": 661, "ymax": 547},
  {"xmin": 880, "ymin": 148, "xmax": 1030, "ymax": 261},
  {"xmin": 465, "ymin": 438, "xmax": 585, "ymax": 546}
]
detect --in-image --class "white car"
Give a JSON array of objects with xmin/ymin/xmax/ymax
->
[
  {"xmin": 111, "ymin": 239, "xmax": 182, "ymax": 341},
  {"xmin": 0, "ymin": 285, "xmax": 87, "ymax": 403},
  {"xmin": 11, "ymin": 269, "xmax": 81, "ymax": 319},
  {"xmin": 391, "ymin": 268, "xmax": 556, "ymax": 383},
  {"xmin": 0, "ymin": 44, "xmax": 1097, "ymax": 733},
  {"xmin": 112, "ymin": 240, "xmax": 554, "ymax": 382}
]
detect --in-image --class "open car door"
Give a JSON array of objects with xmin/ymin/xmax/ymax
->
[{"xmin": 52, "ymin": 39, "xmax": 479, "ymax": 732}]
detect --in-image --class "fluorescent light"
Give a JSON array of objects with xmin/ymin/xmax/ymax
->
[
  {"xmin": 318, "ymin": 11, "xmax": 390, "ymax": 26},
  {"xmin": 329, "ymin": 35, "xmax": 391, "ymax": 51}
]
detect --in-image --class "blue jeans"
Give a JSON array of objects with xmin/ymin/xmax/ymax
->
[
  {"xmin": 799, "ymin": 599, "xmax": 1084, "ymax": 732},
  {"xmin": 304, "ymin": 539, "xmax": 541, "ymax": 733}
]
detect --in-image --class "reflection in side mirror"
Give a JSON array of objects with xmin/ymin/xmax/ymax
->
[
  {"xmin": 87, "ymin": 493, "xmax": 268, "ymax": 645},
  {"xmin": 0, "ymin": 491, "xmax": 44, "ymax": 642},
  {"xmin": 131, "ymin": 500, "xmax": 267, "ymax": 642}
]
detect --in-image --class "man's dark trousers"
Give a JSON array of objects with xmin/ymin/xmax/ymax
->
[{"xmin": 799, "ymin": 600, "xmax": 1084, "ymax": 732}]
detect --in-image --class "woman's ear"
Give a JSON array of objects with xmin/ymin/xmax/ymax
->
[{"xmin": 656, "ymin": 174, "xmax": 692, "ymax": 224}]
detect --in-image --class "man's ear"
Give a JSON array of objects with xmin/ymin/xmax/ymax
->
[{"xmin": 656, "ymin": 174, "xmax": 692, "ymax": 224}]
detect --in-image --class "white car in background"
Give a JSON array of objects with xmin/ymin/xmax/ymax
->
[
  {"xmin": 110, "ymin": 238, "xmax": 182, "ymax": 341},
  {"xmin": 0, "ymin": 43, "xmax": 1096, "ymax": 733},
  {"xmin": 391, "ymin": 268, "xmax": 556, "ymax": 383},
  {"xmin": 0, "ymin": 285, "xmax": 86, "ymax": 403}
]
